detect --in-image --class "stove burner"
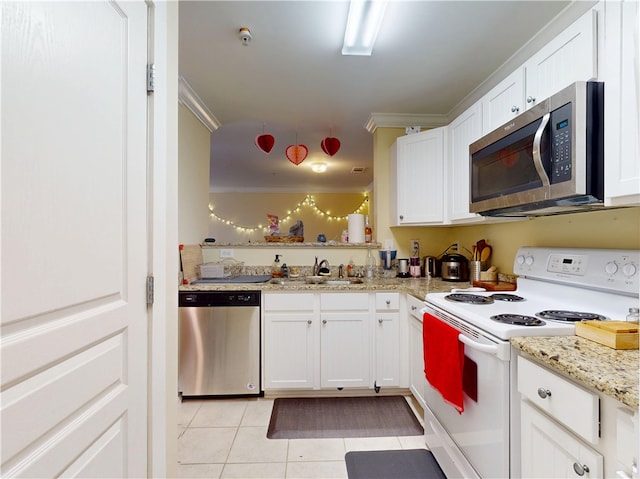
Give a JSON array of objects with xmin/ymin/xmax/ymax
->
[
  {"xmin": 490, "ymin": 293, "xmax": 525, "ymax": 302},
  {"xmin": 536, "ymin": 310, "xmax": 606, "ymax": 322},
  {"xmin": 491, "ymin": 314, "xmax": 545, "ymax": 326},
  {"xmin": 445, "ymin": 293, "xmax": 494, "ymax": 304}
]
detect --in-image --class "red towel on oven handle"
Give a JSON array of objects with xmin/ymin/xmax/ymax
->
[{"xmin": 423, "ymin": 312, "xmax": 465, "ymax": 414}]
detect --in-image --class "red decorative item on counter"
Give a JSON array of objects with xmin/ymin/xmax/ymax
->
[
  {"xmin": 255, "ymin": 134, "xmax": 275, "ymax": 154},
  {"xmin": 285, "ymin": 144, "xmax": 308, "ymax": 165},
  {"xmin": 320, "ymin": 136, "xmax": 341, "ymax": 156}
]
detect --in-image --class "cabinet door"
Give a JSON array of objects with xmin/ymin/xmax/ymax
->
[
  {"xmin": 264, "ymin": 312, "xmax": 316, "ymax": 389},
  {"xmin": 320, "ymin": 312, "xmax": 370, "ymax": 388},
  {"xmin": 375, "ymin": 312, "xmax": 399, "ymax": 387},
  {"xmin": 393, "ymin": 127, "xmax": 446, "ymax": 225},
  {"xmin": 521, "ymin": 400, "xmax": 603, "ymax": 478},
  {"xmin": 482, "ymin": 69, "xmax": 525, "ymax": 134},
  {"xmin": 604, "ymin": 0, "xmax": 640, "ymax": 205},
  {"xmin": 409, "ymin": 315, "xmax": 427, "ymax": 409},
  {"xmin": 447, "ymin": 102, "xmax": 484, "ymax": 223},
  {"xmin": 524, "ymin": 9, "xmax": 597, "ymax": 109}
]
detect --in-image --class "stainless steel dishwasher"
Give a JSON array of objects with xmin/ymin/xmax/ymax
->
[{"xmin": 179, "ymin": 291, "xmax": 261, "ymax": 397}]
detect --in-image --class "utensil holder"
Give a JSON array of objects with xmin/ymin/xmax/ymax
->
[{"xmin": 470, "ymin": 260, "xmax": 482, "ymax": 282}]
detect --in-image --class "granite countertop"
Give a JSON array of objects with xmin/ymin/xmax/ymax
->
[
  {"xmin": 179, "ymin": 276, "xmax": 463, "ymax": 300},
  {"xmin": 511, "ymin": 336, "xmax": 639, "ymax": 409}
]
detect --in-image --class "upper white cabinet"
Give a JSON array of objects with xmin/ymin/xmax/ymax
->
[
  {"xmin": 447, "ymin": 102, "xmax": 484, "ymax": 223},
  {"xmin": 524, "ymin": 8, "xmax": 598, "ymax": 110},
  {"xmin": 603, "ymin": 0, "xmax": 640, "ymax": 205},
  {"xmin": 482, "ymin": 69, "xmax": 525, "ymax": 135},
  {"xmin": 390, "ymin": 127, "xmax": 446, "ymax": 226}
]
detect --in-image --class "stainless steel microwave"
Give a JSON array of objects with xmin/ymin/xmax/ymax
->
[{"xmin": 469, "ymin": 81, "xmax": 604, "ymax": 217}]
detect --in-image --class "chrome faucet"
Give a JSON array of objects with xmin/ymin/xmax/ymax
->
[{"xmin": 338, "ymin": 264, "xmax": 344, "ymax": 278}]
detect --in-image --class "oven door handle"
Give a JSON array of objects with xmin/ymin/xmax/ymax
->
[{"xmin": 458, "ymin": 334, "xmax": 502, "ymax": 358}]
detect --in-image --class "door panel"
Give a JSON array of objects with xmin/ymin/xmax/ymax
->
[{"xmin": 1, "ymin": 1, "xmax": 148, "ymax": 477}]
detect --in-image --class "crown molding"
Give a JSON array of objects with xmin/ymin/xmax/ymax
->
[
  {"xmin": 364, "ymin": 112, "xmax": 449, "ymax": 133},
  {"xmin": 178, "ymin": 76, "xmax": 221, "ymax": 132}
]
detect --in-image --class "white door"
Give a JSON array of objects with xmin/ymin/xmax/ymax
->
[{"xmin": 2, "ymin": 2, "xmax": 149, "ymax": 477}]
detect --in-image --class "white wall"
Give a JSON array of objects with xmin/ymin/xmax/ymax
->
[{"xmin": 178, "ymin": 103, "xmax": 211, "ymax": 244}]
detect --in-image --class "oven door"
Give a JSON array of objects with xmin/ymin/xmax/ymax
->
[{"xmin": 422, "ymin": 304, "xmax": 512, "ymax": 479}]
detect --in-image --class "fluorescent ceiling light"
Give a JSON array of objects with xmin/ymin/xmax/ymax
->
[{"xmin": 342, "ymin": 0, "xmax": 388, "ymax": 56}]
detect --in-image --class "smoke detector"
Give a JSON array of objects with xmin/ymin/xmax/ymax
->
[{"xmin": 238, "ymin": 27, "xmax": 252, "ymax": 46}]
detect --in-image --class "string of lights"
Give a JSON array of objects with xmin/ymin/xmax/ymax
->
[{"xmin": 209, "ymin": 195, "xmax": 369, "ymax": 234}]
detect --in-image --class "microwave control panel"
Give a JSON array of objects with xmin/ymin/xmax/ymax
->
[{"xmin": 549, "ymin": 102, "xmax": 572, "ymax": 183}]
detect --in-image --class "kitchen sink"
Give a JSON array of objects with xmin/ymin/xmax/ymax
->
[
  {"xmin": 269, "ymin": 278, "xmax": 363, "ymax": 286},
  {"xmin": 325, "ymin": 279, "xmax": 363, "ymax": 285}
]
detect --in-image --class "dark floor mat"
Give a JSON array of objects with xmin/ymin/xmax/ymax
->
[
  {"xmin": 345, "ymin": 449, "xmax": 447, "ymax": 479},
  {"xmin": 266, "ymin": 396, "xmax": 423, "ymax": 439}
]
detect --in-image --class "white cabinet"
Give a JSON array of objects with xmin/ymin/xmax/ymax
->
[
  {"xmin": 524, "ymin": 8, "xmax": 598, "ymax": 110},
  {"xmin": 521, "ymin": 400, "xmax": 603, "ymax": 478},
  {"xmin": 603, "ymin": 0, "xmax": 640, "ymax": 206},
  {"xmin": 482, "ymin": 69, "xmax": 525, "ymax": 134},
  {"xmin": 263, "ymin": 293, "xmax": 317, "ymax": 389},
  {"xmin": 390, "ymin": 127, "xmax": 446, "ymax": 226},
  {"xmin": 518, "ymin": 356, "xmax": 603, "ymax": 478},
  {"xmin": 407, "ymin": 294, "xmax": 427, "ymax": 409},
  {"xmin": 374, "ymin": 293, "xmax": 400, "ymax": 388},
  {"xmin": 447, "ymin": 102, "xmax": 484, "ymax": 223},
  {"xmin": 320, "ymin": 293, "xmax": 370, "ymax": 388}
]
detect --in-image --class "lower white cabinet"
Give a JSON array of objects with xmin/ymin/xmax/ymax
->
[
  {"xmin": 374, "ymin": 293, "xmax": 400, "ymax": 388},
  {"xmin": 320, "ymin": 292, "xmax": 371, "ymax": 388},
  {"xmin": 263, "ymin": 293, "xmax": 316, "ymax": 389},
  {"xmin": 521, "ymin": 400, "xmax": 603, "ymax": 478},
  {"xmin": 264, "ymin": 291, "xmax": 403, "ymax": 391},
  {"xmin": 407, "ymin": 294, "xmax": 427, "ymax": 409}
]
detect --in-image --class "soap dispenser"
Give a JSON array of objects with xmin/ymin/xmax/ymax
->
[{"xmin": 272, "ymin": 254, "xmax": 283, "ymax": 278}]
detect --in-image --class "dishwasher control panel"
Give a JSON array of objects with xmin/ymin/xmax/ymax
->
[{"xmin": 179, "ymin": 291, "xmax": 261, "ymax": 307}]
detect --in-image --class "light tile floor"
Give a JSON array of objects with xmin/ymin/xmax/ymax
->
[{"xmin": 177, "ymin": 396, "xmax": 427, "ymax": 479}]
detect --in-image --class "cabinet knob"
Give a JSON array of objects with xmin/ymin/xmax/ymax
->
[
  {"xmin": 537, "ymin": 387, "xmax": 552, "ymax": 399},
  {"xmin": 386, "ymin": 300, "xmax": 391, "ymax": 305},
  {"xmin": 411, "ymin": 305, "xmax": 417, "ymax": 311},
  {"xmin": 511, "ymin": 105, "xmax": 520, "ymax": 113},
  {"xmin": 399, "ymin": 215, "xmax": 404, "ymax": 220},
  {"xmin": 322, "ymin": 319, "xmax": 327, "ymax": 324},
  {"xmin": 378, "ymin": 318, "xmax": 383, "ymax": 324},
  {"xmin": 307, "ymin": 320, "xmax": 312, "ymax": 325},
  {"xmin": 573, "ymin": 463, "xmax": 590, "ymax": 476},
  {"xmin": 527, "ymin": 95, "xmax": 536, "ymax": 104}
]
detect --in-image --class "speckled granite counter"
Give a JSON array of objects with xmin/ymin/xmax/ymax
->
[
  {"xmin": 511, "ymin": 336, "xmax": 639, "ymax": 409},
  {"xmin": 179, "ymin": 276, "xmax": 464, "ymax": 301}
]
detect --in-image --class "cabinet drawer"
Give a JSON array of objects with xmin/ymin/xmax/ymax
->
[
  {"xmin": 264, "ymin": 293, "xmax": 314, "ymax": 311},
  {"xmin": 320, "ymin": 292, "xmax": 369, "ymax": 311},
  {"xmin": 375, "ymin": 292, "xmax": 399, "ymax": 310},
  {"xmin": 517, "ymin": 356, "xmax": 599, "ymax": 443},
  {"xmin": 407, "ymin": 294, "xmax": 425, "ymax": 320}
]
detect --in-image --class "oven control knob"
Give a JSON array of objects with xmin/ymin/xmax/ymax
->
[
  {"xmin": 537, "ymin": 387, "xmax": 552, "ymax": 399},
  {"xmin": 605, "ymin": 261, "xmax": 619, "ymax": 275},
  {"xmin": 622, "ymin": 263, "xmax": 637, "ymax": 277},
  {"xmin": 516, "ymin": 255, "xmax": 525, "ymax": 265},
  {"xmin": 525, "ymin": 256, "xmax": 534, "ymax": 266}
]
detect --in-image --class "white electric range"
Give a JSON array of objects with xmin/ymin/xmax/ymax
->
[{"xmin": 421, "ymin": 247, "xmax": 639, "ymax": 479}]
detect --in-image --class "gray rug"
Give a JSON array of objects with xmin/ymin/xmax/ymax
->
[
  {"xmin": 266, "ymin": 396, "xmax": 423, "ymax": 439},
  {"xmin": 345, "ymin": 449, "xmax": 447, "ymax": 479}
]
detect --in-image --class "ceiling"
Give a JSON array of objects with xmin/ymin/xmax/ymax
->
[{"xmin": 178, "ymin": 1, "xmax": 570, "ymax": 193}]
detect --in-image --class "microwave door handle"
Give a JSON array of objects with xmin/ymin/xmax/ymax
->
[{"xmin": 532, "ymin": 112, "xmax": 551, "ymax": 189}]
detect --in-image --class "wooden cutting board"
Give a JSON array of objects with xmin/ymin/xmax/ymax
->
[
  {"xmin": 471, "ymin": 280, "xmax": 517, "ymax": 291},
  {"xmin": 575, "ymin": 320, "xmax": 639, "ymax": 349}
]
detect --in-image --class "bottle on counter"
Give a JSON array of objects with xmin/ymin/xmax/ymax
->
[
  {"xmin": 364, "ymin": 216, "xmax": 373, "ymax": 243},
  {"xmin": 271, "ymin": 254, "xmax": 283, "ymax": 278},
  {"xmin": 365, "ymin": 249, "xmax": 376, "ymax": 279}
]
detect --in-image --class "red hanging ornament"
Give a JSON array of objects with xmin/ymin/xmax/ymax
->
[
  {"xmin": 255, "ymin": 134, "xmax": 275, "ymax": 154},
  {"xmin": 321, "ymin": 136, "xmax": 341, "ymax": 156},
  {"xmin": 286, "ymin": 144, "xmax": 308, "ymax": 165}
]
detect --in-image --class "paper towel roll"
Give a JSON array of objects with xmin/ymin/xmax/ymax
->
[{"xmin": 348, "ymin": 214, "xmax": 365, "ymax": 243}]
